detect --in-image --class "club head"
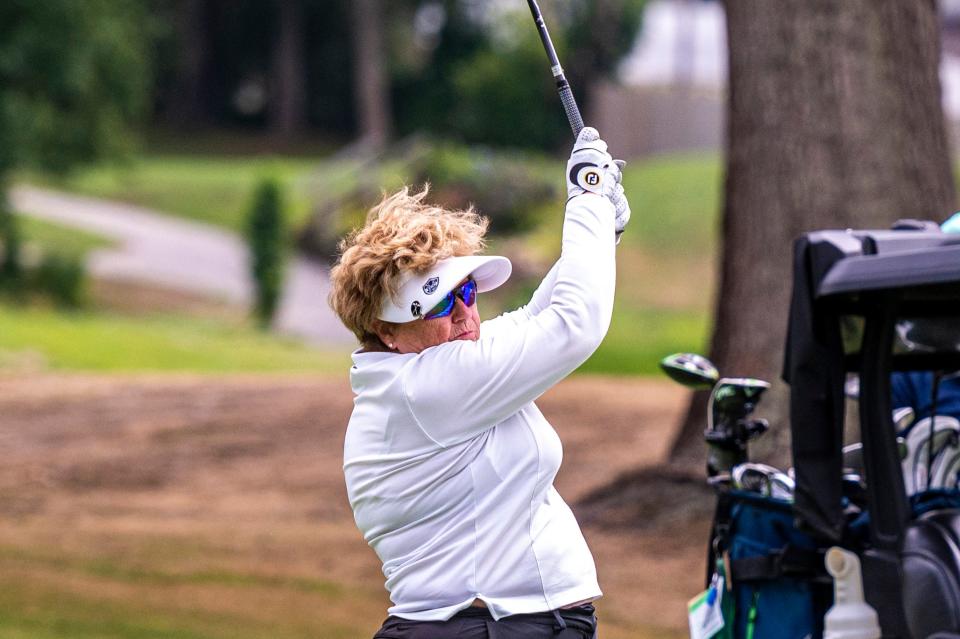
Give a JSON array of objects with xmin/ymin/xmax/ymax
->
[
  {"xmin": 710, "ymin": 377, "xmax": 771, "ymax": 419},
  {"xmin": 769, "ymin": 471, "xmax": 795, "ymax": 501},
  {"xmin": 931, "ymin": 442, "xmax": 960, "ymax": 490},
  {"xmin": 732, "ymin": 463, "xmax": 772, "ymax": 496},
  {"xmin": 902, "ymin": 415, "xmax": 960, "ymax": 494},
  {"xmin": 893, "ymin": 406, "xmax": 916, "ymax": 434},
  {"xmin": 659, "ymin": 353, "xmax": 719, "ymax": 389},
  {"xmin": 732, "ymin": 463, "xmax": 793, "ymax": 501}
]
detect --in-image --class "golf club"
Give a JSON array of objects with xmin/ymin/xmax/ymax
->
[
  {"xmin": 704, "ymin": 377, "xmax": 771, "ymax": 477},
  {"xmin": 930, "ymin": 436, "xmax": 960, "ymax": 489},
  {"xmin": 893, "ymin": 406, "xmax": 916, "ymax": 434},
  {"xmin": 901, "ymin": 415, "xmax": 960, "ymax": 494},
  {"xmin": 732, "ymin": 463, "xmax": 795, "ymax": 501},
  {"xmin": 659, "ymin": 352, "xmax": 719, "ymax": 389},
  {"xmin": 525, "ymin": 0, "xmax": 584, "ymax": 137}
]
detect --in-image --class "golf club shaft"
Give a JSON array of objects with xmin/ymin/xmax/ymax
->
[{"xmin": 526, "ymin": 0, "xmax": 584, "ymax": 137}]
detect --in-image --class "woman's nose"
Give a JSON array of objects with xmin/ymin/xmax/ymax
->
[{"xmin": 451, "ymin": 296, "xmax": 470, "ymax": 319}]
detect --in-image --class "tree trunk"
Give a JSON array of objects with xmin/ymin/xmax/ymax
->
[
  {"xmin": 165, "ymin": 0, "xmax": 210, "ymax": 128},
  {"xmin": 270, "ymin": 0, "xmax": 306, "ymax": 136},
  {"xmin": 669, "ymin": 0, "xmax": 955, "ymax": 471},
  {"xmin": 350, "ymin": 0, "xmax": 391, "ymax": 150}
]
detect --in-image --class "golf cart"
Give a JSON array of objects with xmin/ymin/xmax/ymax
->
[{"xmin": 665, "ymin": 223, "xmax": 960, "ymax": 638}]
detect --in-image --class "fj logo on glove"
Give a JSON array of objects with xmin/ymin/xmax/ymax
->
[
  {"xmin": 423, "ymin": 277, "xmax": 439, "ymax": 295},
  {"xmin": 410, "ymin": 301, "xmax": 422, "ymax": 318},
  {"xmin": 569, "ymin": 162, "xmax": 602, "ymax": 191}
]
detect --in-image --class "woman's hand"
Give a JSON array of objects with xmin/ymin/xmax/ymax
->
[{"xmin": 565, "ymin": 127, "xmax": 631, "ymax": 241}]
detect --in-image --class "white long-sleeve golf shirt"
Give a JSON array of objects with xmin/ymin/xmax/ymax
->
[{"xmin": 342, "ymin": 194, "xmax": 616, "ymax": 621}]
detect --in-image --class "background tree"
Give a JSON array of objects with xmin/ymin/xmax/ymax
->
[
  {"xmin": 351, "ymin": 0, "xmax": 391, "ymax": 151},
  {"xmin": 0, "ymin": 0, "xmax": 149, "ymax": 176},
  {"xmin": 668, "ymin": 0, "xmax": 956, "ymax": 470},
  {"xmin": 0, "ymin": 0, "xmax": 149, "ymax": 291},
  {"xmin": 270, "ymin": 0, "xmax": 306, "ymax": 136},
  {"xmin": 393, "ymin": 0, "xmax": 644, "ymax": 149},
  {"xmin": 161, "ymin": 0, "xmax": 211, "ymax": 128},
  {"xmin": 147, "ymin": 0, "xmax": 644, "ymax": 150}
]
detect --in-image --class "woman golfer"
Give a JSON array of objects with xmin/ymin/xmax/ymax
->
[{"xmin": 330, "ymin": 127, "xmax": 630, "ymax": 639}]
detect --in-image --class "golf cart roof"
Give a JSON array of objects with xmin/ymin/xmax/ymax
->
[
  {"xmin": 808, "ymin": 229, "xmax": 960, "ymax": 299},
  {"xmin": 783, "ymin": 226, "xmax": 960, "ymax": 543}
]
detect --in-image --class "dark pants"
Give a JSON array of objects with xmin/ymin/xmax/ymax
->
[{"xmin": 372, "ymin": 604, "xmax": 597, "ymax": 639}]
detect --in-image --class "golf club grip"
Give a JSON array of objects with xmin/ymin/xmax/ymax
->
[{"xmin": 558, "ymin": 82, "xmax": 584, "ymax": 137}]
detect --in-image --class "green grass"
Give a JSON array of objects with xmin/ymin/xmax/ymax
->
[
  {"xmin": 0, "ymin": 305, "xmax": 350, "ymax": 373},
  {"xmin": 16, "ymin": 213, "xmax": 115, "ymax": 257},
  {"xmin": 582, "ymin": 306, "xmax": 710, "ymax": 375},
  {"xmin": 620, "ymin": 152, "xmax": 722, "ymax": 256},
  {"xmin": 0, "ymin": 578, "xmax": 360, "ymax": 639},
  {"xmin": 0, "ymin": 543, "xmax": 379, "ymax": 639},
  {"xmin": 0, "ymin": 546, "xmax": 343, "ymax": 596}
]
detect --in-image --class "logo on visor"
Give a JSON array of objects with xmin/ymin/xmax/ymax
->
[
  {"xmin": 423, "ymin": 277, "xmax": 439, "ymax": 295},
  {"xmin": 410, "ymin": 301, "xmax": 422, "ymax": 318}
]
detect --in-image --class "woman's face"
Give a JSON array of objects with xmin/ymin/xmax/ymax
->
[{"xmin": 376, "ymin": 288, "xmax": 481, "ymax": 354}]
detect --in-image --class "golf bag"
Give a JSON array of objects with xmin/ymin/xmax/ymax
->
[{"xmin": 707, "ymin": 491, "xmax": 832, "ymax": 639}]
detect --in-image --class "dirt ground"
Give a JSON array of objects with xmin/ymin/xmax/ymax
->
[{"xmin": 0, "ymin": 373, "xmax": 709, "ymax": 638}]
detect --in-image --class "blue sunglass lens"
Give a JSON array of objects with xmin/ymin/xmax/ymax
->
[
  {"xmin": 461, "ymin": 279, "xmax": 477, "ymax": 307},
  {"xmin": 424, "ymin": 278, "xmax": 477, "ymax": 320}
]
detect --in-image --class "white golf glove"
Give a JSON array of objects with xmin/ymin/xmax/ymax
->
[{"xmin": 566, "ymin": 127, "xmax": 631, "ymax": 242}]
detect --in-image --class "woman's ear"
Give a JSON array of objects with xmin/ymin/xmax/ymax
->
[{"xmin": 372, "ymin": 320, "xmax": 397, "ymax": 348}]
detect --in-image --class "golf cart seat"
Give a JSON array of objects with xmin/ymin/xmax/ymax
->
[{"xmin": 903, "ymin": 511, "xmax": 960, "ymax": 638}]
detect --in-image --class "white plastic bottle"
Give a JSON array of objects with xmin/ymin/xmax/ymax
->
[{"xmin": 823, "ymin": 547, "xmax": 881, "ymax": 639}]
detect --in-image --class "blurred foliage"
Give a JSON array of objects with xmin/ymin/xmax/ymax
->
[
  {"xmin": 2, "ymin": 212, "xmax": 106, "ymax": 309},
  {"xmin": 447, "ymin": 35, "xmax": 572, "ymax": 149},
  {"xmin": 410, "ymin": 143, "xmax": 558, "ymax": 232},
  {"xmin": 0, "ymin": 1, "xmax": 142, "ymax": 308},
  {"xmin": 297, "ymin": 139, "xmax": 559, "ymax": 261},
  {"xmin": 143, "ymin": 0, "xmax": 643, "ymax": 149},
  {"xmin": 32, "ymin": 252, "xmax": 88, "ymax": 310},
  {"xmin": 150, "ymin": 0, "xmax": 357, "ymax": 132},
  {"xmin": 391, "ymin": 0, "xmax": 645, "ymax": 149},
  {"xmin": 0, "ymin": 195, "xmax": 23, "ymax": 293},
  {"xmin": 0, "ymin": 0, "xmax": 151, "ymax": 177},
  {"xmin": 247, "ymin": 178, "xmax": 287, "ymax": 328}
]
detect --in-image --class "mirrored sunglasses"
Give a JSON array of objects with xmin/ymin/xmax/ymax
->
[{"xmin": 423, "ymin": 277, "xmax": 477, "ymax": 320}]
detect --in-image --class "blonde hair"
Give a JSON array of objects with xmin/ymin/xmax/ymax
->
[{"xmin": 329, "ymin": 186, "xmax": 489, "ymax": 347}]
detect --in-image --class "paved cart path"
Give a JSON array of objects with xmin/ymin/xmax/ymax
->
[{"xmin": 10, "ymin": 185, "xmax": 354, "ymax": 345}]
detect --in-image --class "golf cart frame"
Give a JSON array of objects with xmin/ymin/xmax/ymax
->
[{"xmin": 784, "ymin": 226, "xmax": 960, "ymax": 638}]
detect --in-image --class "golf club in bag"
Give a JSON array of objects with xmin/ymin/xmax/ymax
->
[{"xmin": 661, "ymin": 353, "xmax": 831, "ymax": 639}]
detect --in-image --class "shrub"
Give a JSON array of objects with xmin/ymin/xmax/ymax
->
[
  {"xmin": 0, "ymin": 198, "xmax": 23, "ymax": 293},
  {"xmin": 32, "ymin": 252, "xmax": 87, "ymax": 309},
  {"xmin": 246, "ymin": 178, "xmax": 287, "ymax": 328}
]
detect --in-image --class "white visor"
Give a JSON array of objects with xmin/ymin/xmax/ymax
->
[{"xmin": 378, "ymin": 255, "xmax": 512, "ymax": 323}]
